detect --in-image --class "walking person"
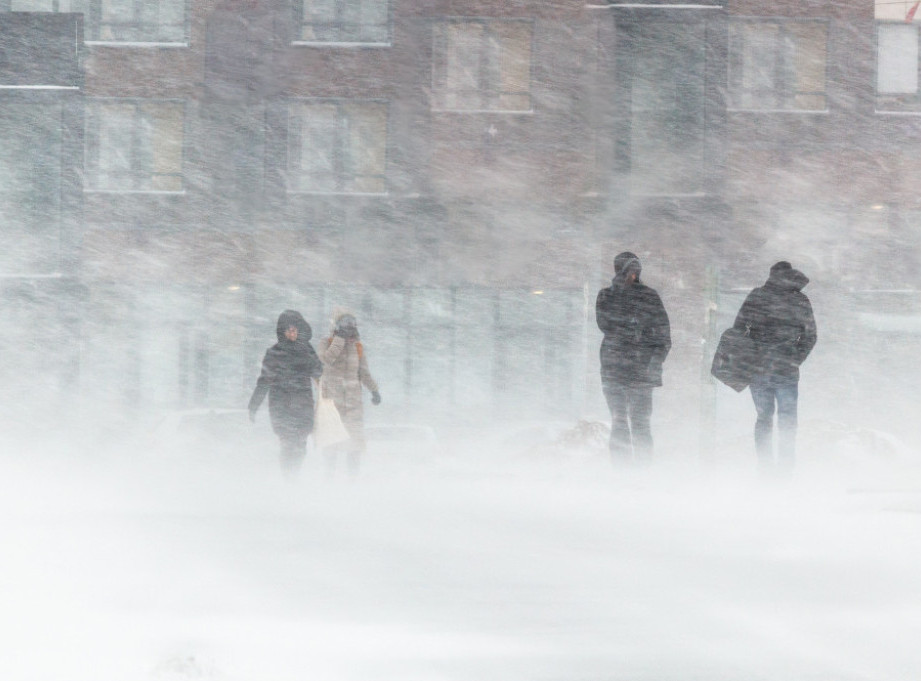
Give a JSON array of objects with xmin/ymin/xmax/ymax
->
[
  {"xmin": 733, "ymin": 261, "xmax": 817, "ymax": 476},
  {"xmin": 248, "ymin": 310, "xmax": 323, "ymax": 476},
  {"xmin": 318, "ymin": 312, "xmax": 381, "ymax": 478},
  {"xmin": 596, "ymin": 252, "xmax": 671, "ymax": 464}
]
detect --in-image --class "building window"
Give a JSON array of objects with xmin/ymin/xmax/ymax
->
[
  {"xmin": 728, "ymin": 20, "xmax": 827, "ymax": 111},
  {"xmin": 287, "ymin": 100, "xmax": 387, "ymax": 194},
  {"xmin": 293, "ymin": 0, "xmax": 389, "ymax": 44},
  {"xmin": 0, "ymin": 103, "xmax": 62, "ymax": 274},
  {"xmin": 85, "ymin": 100, "xmax": 184, "ymax": 192},
  {"xmin": 877, "ymin": 23, "xmax": 921, "ymax": 111},
  {"xmin": 432, "ymin": 19, "xmax": 532, "ymax": 112},
  {"xmin": 2, "ymin": 0, "xmax": 189, "ymax": 43}
]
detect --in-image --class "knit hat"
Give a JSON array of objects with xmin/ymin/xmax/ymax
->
[{"xmin": 614, "ymin": 251, "xmax": 642, "ymax": 278}]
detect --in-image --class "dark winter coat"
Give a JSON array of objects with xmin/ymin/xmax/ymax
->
[
  {"xmin": 733, "ymin": 264, "xmax": 817, "ymax": 381},
  {"xmin": 248, "ymin": 310, "xmax": 323, "ymax": 439},
  {"xmin": 596, "ymin": 276, "xmax": 671, "ymax": 387}
]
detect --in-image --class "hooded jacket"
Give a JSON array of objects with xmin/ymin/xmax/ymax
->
[
  {"xmin": 248, "ymin": 310, "xmax": 323, "ymax": 438},
  {"xmin": 733, "ymin": 262, "xmax": 817, "ymax": 380},
  {"xmin": 318, "ymin": 312, "xmax": 379, "ymax": 450},
  {"xmin": 596, "ymin": 255, "xmax": 671, "ymax": 387}
]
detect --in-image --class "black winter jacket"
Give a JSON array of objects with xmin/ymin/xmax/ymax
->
[
  {"xmin": 733, "ymin": 267, "xmax": 817, "ymax": 381},
  {"xmin": 596, "ymin": 276, "xmax": 671, "ymax": 387},
  {"xmin": 248, "ymin": 310, "xmax": 323, "ymax": 438}
]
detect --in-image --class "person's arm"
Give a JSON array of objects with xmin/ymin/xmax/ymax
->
[
  {"xmin": 797, "ymin": 296, "xmax": 818, "ymax": 364},
  {"xmin": 649, "ymin": 291, "xmax": 671, "ymax": 364},
  {"xmin": 358, "ymin": 350, "xmax": 381, "ymax": 404},
  {"xmin": 305, "ymin": 343, "xmax": 324, "ymax": 380},
  {"xmin": 733, "ymin": 290, "xmax": 759, "ymax": 333},
  {"xmin": 248, "ymin": 350, "xmax": 273, "ymax": 420},
  {"xmin": 318, "ymin": 335, "xmax": 345, "ymax": 364},
  {"xmin": 596, "ymin": 288, "xmax": 615, "ymax": 335}
]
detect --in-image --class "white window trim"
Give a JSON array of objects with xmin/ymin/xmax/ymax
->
[
  {"xmin": 431, "ymin": 108, "xmax": 535, "ymax": 115},
  {"xmin": 285, "ymin": 190, "xmax": 390, "ymax": 197},
  {"xmin": 85, "ymin": 41, "xmax": 189, "ymax": 48},
  {"xmin": 727, "ymin": 108, "xmax": 830, "ymax": 114},
  {"xmin": 291, "ymin": 41, "xmax": 391, "ymax": 48},
  {"xmin": 83, "ymin": 189, "xmax": 187, "ymax": 195},
  {"xmin": 0, "ymin": 85, "xmax": 80, "ymax": 90}
]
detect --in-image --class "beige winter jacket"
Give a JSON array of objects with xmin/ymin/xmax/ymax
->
[{"xmin": 318, "ymin": 335, "xmax": 379, "ymax": 450}]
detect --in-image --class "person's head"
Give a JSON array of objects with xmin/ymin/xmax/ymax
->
[
  {"xmin": 767, "ymin": 260, "xmax": 809, "ymax": 291},
  {"xmin": 276, "ymin": 310, "xmax": 311, "ymax": 342},
  {"xmin": 614, "ymin": 251, "xmax": 642, "ymax": 284},
  {"xmin": 770, "ymin": 261, "xmax": 792, "ymax": 277},
  {"xmin": 336, "ymin": 313, "xmax": 358, "ymax": 338}
]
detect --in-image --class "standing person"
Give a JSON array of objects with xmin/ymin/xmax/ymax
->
[
  {"xmin": 733, "ymin": 261, "xmax": 817, "ymax": 476},
  {"xmin": 596, "ymin": 252, "xmax": 671, "ymax": 464},
  {"xmin": 318, "ymin": 312, "xmax": 381, "ymax": 477},
  {"xmin": 248, "ymin": 310, "xmax": 323, "ymax": 476}
]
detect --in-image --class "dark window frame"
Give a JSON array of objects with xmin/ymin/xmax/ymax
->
[
  {"xmin": 431, "ymin": 17, "xmax": 534, "ymax": 113},
  {"xmin": 728, "ymin": 17, "xmax": 829, "ymax": 112},
  {"xmin": 85, "ymin": 97, "xmax": 186, "ymax": 193},
  {"xmin": 291, "ymin": 0, "xmax": 391, "ymax": 45},
  {"xmin": 286, "ymin": 98, "xmax": 389, "ymax": 195}
]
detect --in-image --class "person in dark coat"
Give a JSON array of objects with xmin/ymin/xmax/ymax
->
[
  {"xmin": 596, "ymin": 252, "xmax": 671, "ymax": 463},
  {"xmin": 248, "ymin": 310, "xmax": 323, "ymax": 475},
  {"xmin": 733, "ymin": 261, "xmax": 817, "ymax": 475}
]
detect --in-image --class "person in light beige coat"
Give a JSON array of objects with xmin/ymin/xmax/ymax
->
[{"xmin": 318, "ymin": 312, "xmax": 380, "ymax": 476}]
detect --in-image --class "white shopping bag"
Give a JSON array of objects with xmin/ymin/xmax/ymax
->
[{"xmin": 313, "ymin": 379, "xmax": 350, "ymax": 449}]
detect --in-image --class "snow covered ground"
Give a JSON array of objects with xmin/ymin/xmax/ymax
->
[{"xmin": 2, "ymin": 432, "xmax": 921, "ymax": 681}]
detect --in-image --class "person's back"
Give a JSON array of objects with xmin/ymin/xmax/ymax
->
[
  {"xmin": 735, "ymin": 263, "xmax": 816, "ymax": 380},
  {"xmin": 733, "ymin": 261, "xmax": 816, "ymax": 476}
]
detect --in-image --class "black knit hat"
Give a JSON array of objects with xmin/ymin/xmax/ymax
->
[{"xmin": 614, "ymin": 251, "xmax": 642, "ymax": 277}]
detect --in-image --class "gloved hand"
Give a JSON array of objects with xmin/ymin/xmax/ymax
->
[
  {"xmin": 335, "ymin": 314, "xmax": 358, "ymax": 339},
  {"xmin": 371, "ymin": 391, "xmax": 381, "ymax": 405}
]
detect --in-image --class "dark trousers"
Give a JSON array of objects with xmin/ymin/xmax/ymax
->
[
  {"xmin": 750, "ymin": 375, "xmax": 798, "ymax": 474},
  {"xmin": 278, "ymin": 432, "xmax": 308, "ymax": 477},
  {"xmin": 602, "ymin": 381, "xmax": 654, "ymax": 463}
]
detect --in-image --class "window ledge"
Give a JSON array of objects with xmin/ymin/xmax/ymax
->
[
  {"xmin": 875, "ymin": 109, "xmax": 921, "ymax": 116},
  {"xmin": 291, "ymin": 41, "xmax": 391, "ymax": 48},
  {"xmin": 0, "ymin": 85, "xmax": 79, "ymax": 90},
  {"xmin": 431, "ymin": 108, "xmax": 535, "ymax": 115},
  {"xmin": 286, "ymin": 190, "xmax": 389, "ymax": 197},
  {"xmin": 727, "ymin": 108, "xmax": 830, "ymax": 114},
  {"xmin": 631, "ymin": 192, "xmax": 709, "ymax": 198},
  {"xmin": 84, "ymin": 189, "xmax": 186, "ymax": 195},
  {"xmin": 85, "ymin": 41, "xmax": 189, "ymax": 48}
]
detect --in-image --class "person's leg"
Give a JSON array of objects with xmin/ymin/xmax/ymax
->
[
  {"xmin": 750, "ymin": 377, "xmax": 776, "ymax": 471},
  {"xmin": 775, "ymin": 379, "xmax": 799, "ymax": 475},
  {"xmin": 628, "ymin": 386, "xmax": 654, "ymax": 463},
  {"xmin": 603, "ymin": 380, "xmax": 631, "ymax": 462},
  {"xmin": 278, "ymin": 434, "xmax": 305, "ymax": 477}
]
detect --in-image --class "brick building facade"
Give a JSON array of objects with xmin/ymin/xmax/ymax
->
[{"xmin": 0, "ymin": 1, "xmax": 918, "ymax": 433}]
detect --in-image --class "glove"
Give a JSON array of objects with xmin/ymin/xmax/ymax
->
[{"xmin": 371, "ymin": 391, "xmax": 381, "ymax": 406}]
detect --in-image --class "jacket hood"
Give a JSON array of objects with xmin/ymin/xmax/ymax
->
[
  {"xmin": 276, "ymin": 309, "xmax": 312, "ymax": 342},
  {"xmin": 766, "ymin": 261, "xmax": 809, "ymax": 291},
  {"xmin": 329, "ymin": 308, "xmax": 356, "ymax": 332},
  {"xmin": 612, "ymin": 251, "xmax": 642, "ymax": 286}
]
